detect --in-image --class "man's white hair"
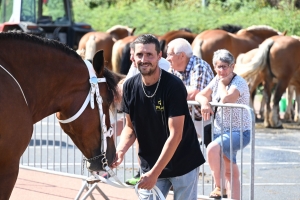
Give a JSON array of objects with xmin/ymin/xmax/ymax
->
[{"xmin": 168, "ymin": 38, "xmax": 193, "ymax": 58}]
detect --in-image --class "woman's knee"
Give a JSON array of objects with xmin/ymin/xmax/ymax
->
[{"xmin": 207, "ymin": 142, "xmax": 220, "ymax": 157}]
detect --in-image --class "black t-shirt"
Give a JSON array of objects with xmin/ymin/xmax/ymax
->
[{"xmin": 121, "ymin": 69, "xmax": 205, "ymax": 178}]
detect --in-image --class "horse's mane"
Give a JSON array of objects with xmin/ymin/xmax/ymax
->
[
  {"xmin": 291, "ymin": 35, "xmax": 300, "ymax": 41},
  {"xmin": 215, "ymin": 24, "xmax": 243, "ymax": 33},
  {"xmin": 0, "ymin": 32, "xmax": 81, "ymax": 59},
  {"xmin": 106, "ymin": 25, "xmax": 131, "ymax": 33},
  {"xmin": 103, "ymin": 68, "xmax": 125, "ymax": 110},
  {"xmin": 246, "ymin": 25, "xmax": 281, "ymax": 34}
]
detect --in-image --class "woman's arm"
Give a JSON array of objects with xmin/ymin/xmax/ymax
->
[{"xmin": 195, "ymin": 86, "xmax": 213, "ymax": 121}]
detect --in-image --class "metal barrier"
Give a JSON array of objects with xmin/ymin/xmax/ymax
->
[
  {"xmin": 188, "ymin": 101, "xmax": 255, "ymax": 200},
  {"xmin": 20, "ymin": 101, "xmax": 255, "ymax": 199}
]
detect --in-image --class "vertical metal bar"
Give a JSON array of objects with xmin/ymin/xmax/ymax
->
[
  {"xmin": 210, "ymin": 104, "xmax": 215, "ymax": 191},
  {"xmin": 53, "ymin": 115, "xmax": 56, "ymax": 171},
  {"xmin": 81, "ymin": 154, "xmax": 83, "ymax": 176},
  {"xmin": 34, "ymin": 123, "xmax": 36, "ymax": 167},
  {"xmin": 27, "ymin": 127, "xmax": 30, "ymax": 166},
  {"xmin": 74, "ymin": 137, "xmax": 76, "ymax": 174},
  {"xmin": 229, "ymin": 108, "xmax": 233, "ymax": 198},
  {"xmin": 240, "ymin": 108, "xmax": 244, "ymax": 200},
  {"xmin": 60, "ymin": 127, "xmax": 62, "ymax": 172},
  {"xmin": 47, "ymin": 116, "xmax": 49, "ymax": 169},
  {"xmin": 250, "ymin": 108, "xmax": 255, "ymax": 200},
  {"xmin": 67, "ymin": 136, "xmax": 69, "ymax": 173},
  {"xmin": 220, "ymin": 107, "xmax": 224, "ymax": 196},
  {"xmin": 40, "ymin": 119, "xmax": 43, "ymax": 168}
]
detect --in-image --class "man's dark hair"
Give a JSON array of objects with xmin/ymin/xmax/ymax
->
[{"xmin": 131, "ymin": 34, "xmax": 160, "ymax": 54}]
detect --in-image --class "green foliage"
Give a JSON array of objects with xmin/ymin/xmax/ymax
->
[{"xmin": 72, "ymin": 0, "xmax": 300, "ymax": 36}]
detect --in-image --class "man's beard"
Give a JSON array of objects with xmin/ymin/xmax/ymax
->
[{"xmin": 138, "ymin": 62, "xmax": 157, "ymax": 76}]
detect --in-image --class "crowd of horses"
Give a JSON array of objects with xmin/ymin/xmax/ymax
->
[{"xmin": 77, "ymin": 24, "xmax": 300, "ymax": 129}]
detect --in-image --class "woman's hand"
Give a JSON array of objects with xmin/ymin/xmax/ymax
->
[{"xmin": 201, "ymin": 103, "xmax": 214, "ymax": 121}]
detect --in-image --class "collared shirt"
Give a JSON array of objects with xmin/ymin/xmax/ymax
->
[{"xmin": 169, "ymin": 55, "xmax": 214, "ymax": 119}]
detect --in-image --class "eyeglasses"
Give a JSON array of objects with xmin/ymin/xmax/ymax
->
[
  {"xmin": 215, "ymin": 64, "xmax": 231, "ymax": 70},
  {"xmin": 166, "ymin": 52, "xmax": 181, "ymax": 57}
]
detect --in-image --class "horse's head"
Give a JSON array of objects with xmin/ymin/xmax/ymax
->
[{"xmin": 58, "ymin": 50, "xmax": 120, "ymax": 172}]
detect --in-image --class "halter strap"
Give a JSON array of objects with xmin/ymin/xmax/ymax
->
[{"xmin": 57, "ymin": 60, "xmax": 106, "ymax": 123}]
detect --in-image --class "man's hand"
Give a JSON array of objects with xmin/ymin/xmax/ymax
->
[
  {"xmin": 111, "ymin": 150, "xmax": 125, "ymax": 168},
  {"xmin": 137, "ymin": 171, "xmax": 159, "ymax": 190}
]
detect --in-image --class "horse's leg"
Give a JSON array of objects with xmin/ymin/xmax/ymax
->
[
  {"xmin": 262, "ymin": 81, "xmax": 273, "ymax": 128},
  {"xmin": 284, "ymin": 85, "xmax": 294, "ymax": 121},
  {"xmin": 269, "ymin": 82, "xmax": 287, "ymax": 128},
  {"xmin": 0, "ymin": 109, "xmax": 32, "ymax": 199},
  {"xmin": 294, "ymin": 89, "xmax": 300, "ymax": 123},
  {"xmin": 259, "ymin": 95, "xmax": 266, "ymax": 119}
]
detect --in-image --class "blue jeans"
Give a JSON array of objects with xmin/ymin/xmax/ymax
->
[{"xmin": 137, "ymin": 167, "xmax": 200, "ymax": 200}]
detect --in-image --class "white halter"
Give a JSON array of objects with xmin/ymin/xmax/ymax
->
[{"xmin": 57, "ymin": 60, "xmax": 113, "ymax": 153}]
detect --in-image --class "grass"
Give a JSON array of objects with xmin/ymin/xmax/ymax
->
[{"xmin": 72, "ymin": 0, "xmax": 300, "ymax": 36}]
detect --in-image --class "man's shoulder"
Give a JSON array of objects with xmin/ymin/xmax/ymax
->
[{"xmin": 162, "ymin": 70, "xmax": 184, "ymax": 85}]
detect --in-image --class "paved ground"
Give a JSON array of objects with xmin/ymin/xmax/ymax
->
[{"xmin": 10, "ymin": 167, "xmax": 175, "ymax": 200}]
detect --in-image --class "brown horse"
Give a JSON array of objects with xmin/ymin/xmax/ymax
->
[
  {"xmin": 77, "ymin": 25, "xmax": 136, "ymax": 70},
  {"xmin": 0, "ymin": 32, "xmax": 122, "ymax": 199},
  {"xmin": 192, "ymin": 25, "xmax": 285, "ymax": 72},
  {"xmin": 234, "ymin": 35, "xmax": 300, "ymax": 128},
  {"xmin": 158, "ymin": 30, "xmax": 197, "ymax": 58},
  {"xmin": 111, "ymin": 35, "xmax": 137, "ymax": 74},
  {"xmin": 111, "ymin": 30, "xmax": 197, "ymax": 74}
]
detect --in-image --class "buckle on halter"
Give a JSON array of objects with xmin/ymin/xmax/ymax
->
[{"xmin": 89, "ymin": 76, "xmax": 98, "ymax": 85}]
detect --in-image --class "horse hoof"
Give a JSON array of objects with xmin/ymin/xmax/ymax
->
[{"xmin": 272, "ymin": 125, "xmax": 283, "ymax": 129}]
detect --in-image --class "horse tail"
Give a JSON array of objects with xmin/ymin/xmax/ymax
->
[
  {"xmin": 111, "ymin": 40, "xmax": 122, "ymax": 73},
  {"xmin": 236, "ymin": 53, "xmax": 245, "ymax": 64},
  {"xmin": 85, "ymin": 35, "xmax": 96, "ymax": 60},
  {"xmin": 120, "ymin": 43, "xmax": 132, "ymax": 75},
  {"xmin": 234, "ymin": 38, "xmax": 275, "ymax": 80},
  {"xmin": 192, "ymin": 39, "xmax": 202, "ymax": 58}
]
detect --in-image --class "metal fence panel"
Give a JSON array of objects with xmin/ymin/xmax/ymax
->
[{"xmin": 20, "ymin": 101, "xmax": 255, "ymax": 199}]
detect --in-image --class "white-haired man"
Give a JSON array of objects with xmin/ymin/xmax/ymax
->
[{"xmin": 167, "ymin": 38, "xmax": 214, "ymax": 146}]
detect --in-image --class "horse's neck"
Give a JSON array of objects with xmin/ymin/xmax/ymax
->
[{"xmin": 8, "ymin": 55, "xmax": 89, "ymax": 123}]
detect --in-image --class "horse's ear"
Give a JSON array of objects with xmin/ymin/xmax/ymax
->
[
  {"xmin": 131, "ymin": 28, "xmax": 136, "ymax": 35},
  {"xmin": 92, "ymin": 50, "xmax": 105, "ymax": 77},
  {"xmin": 282, "ymin": 30, "xmax": 288, "ymax": 36}
]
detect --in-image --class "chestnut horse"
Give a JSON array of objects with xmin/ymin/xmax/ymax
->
[
  {"xmin": 158, "ymin": 30, "xmax": 197, "ymax": 58},
  {"xmin": 111, "ymin": 29, "xmax": 197, "ymax": 74},
  {"xmin": 111, "ymin": 35, "xmax": 137, "ymax": 74},
  {"xmin": 192, "ymin": 25, "xmax": 285, "ymax": 73},
  {"xmin": 78, "ymin": 25, "xmax": 136, "ymax": 70},
  {"xmin": 234, "ymin": 35, "xmax": 300, "ymax": 128},
  {"xmin": 0, "ymin": 32, "xmax": 122, "ymax": 199}
]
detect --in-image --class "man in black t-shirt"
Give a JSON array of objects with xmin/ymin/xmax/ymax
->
[{"xmin": 111, "ymin": 34, "xmax": 205, "ymax": 199}]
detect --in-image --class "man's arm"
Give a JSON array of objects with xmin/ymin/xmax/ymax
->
[
  {"xmin": 111, "ymin": 114, "xmax": 136, "ymax": 168},
  {"xmin": 138, "ymin": 115, "xmax": 184, "ymax": 190},
  {"xmin": 186, "ymin": 86, "xmax": 199, "ymax": 100}
]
